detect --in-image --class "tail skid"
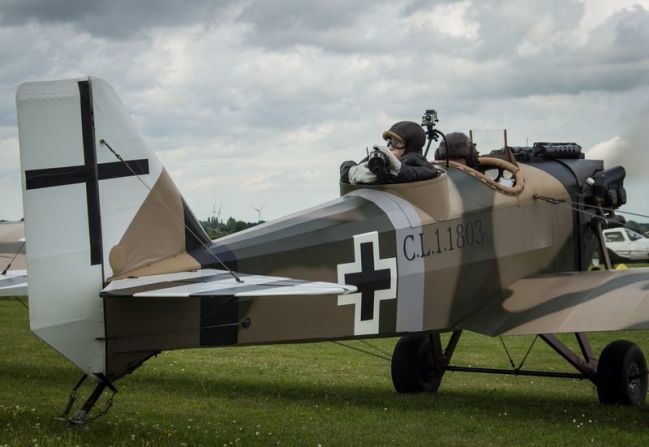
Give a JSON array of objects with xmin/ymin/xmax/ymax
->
[{"xmin": 55, "ymin": 375, "xmax": 117, "ymax": 425}]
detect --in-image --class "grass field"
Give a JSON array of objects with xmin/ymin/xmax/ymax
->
[{"xmin": 1, "ymin": 297, "xmax": 649, "ymax": 446}]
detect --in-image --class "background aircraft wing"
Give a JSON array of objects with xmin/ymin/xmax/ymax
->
[
  {"xmin": 0, "ymin": 270, "xmax": 28, "ymax": 297},
  {"xmin": 0, "ymin": 221, "xmax": 27, "ymax": 296},
  {"xmin": 101, "ymin": 268, "xmax": 357, "ymax": 298},
  {"xmin": 457, "ymin": 268, "xmax": 649, "ymax": 336}
]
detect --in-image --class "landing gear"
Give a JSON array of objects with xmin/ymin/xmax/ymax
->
[
  {"xmin": 596, "ymin": 340, "xmax": 648, "ymax": 405},
  {"xmin": 391, "ymin": 334, "xmax": 439, "ymax": 392},
  {"xmin": 56, "ymin": 374, "xmax": 117, "ymax": 425},
  {"xmin": 391, "ymin": 331, "xmax": 461, "ymax": 393},
  {"xmin": 390, "ymin": 331, "xmax": 648, "ymax": 406}
]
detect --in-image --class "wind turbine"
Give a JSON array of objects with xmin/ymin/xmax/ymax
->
[
  {"xmin": 216, "ymin": 204, "xmax": 222, "ymax": 224},
  {"xmin": 211, "ymin": 202, "xmax": 223, "ymax": 224},
  {"xmin": 251, "ymin": 204, "xmax": 266, "ymax": 223}
]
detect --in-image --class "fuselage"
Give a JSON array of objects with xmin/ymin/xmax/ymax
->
[
  {"xmin": 101, "ymin": 156, "xmax": 613, "ymax": 377},
  {"xmin": 198, "ymin": 161, "xmax": 578, "ymax": 342}
]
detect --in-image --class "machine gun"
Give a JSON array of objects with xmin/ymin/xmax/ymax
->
[{"xmin": 367, "ymin": 145, "xmax": 390, "ymax": 176}]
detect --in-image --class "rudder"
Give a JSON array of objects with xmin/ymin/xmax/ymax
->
[{"xmin": 18, "ymin": 77, "xmax": 208, "ymax": 375}]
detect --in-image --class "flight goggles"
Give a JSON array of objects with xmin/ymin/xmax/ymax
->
[{"xmin": 385, "ymin": 137, "xmax": 406, "ymax": 149}]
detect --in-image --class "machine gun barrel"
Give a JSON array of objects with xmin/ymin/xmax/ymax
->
[{"xmin": 367, "ymin": 147, "xmax": 389, "ymax": 175}]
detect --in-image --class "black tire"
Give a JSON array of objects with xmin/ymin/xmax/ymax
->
[
  {"xmin": 391, "ymin": 334, "xmax": 442, "ymax": 393},
  {"xmin": 596, "ymin": 340, "xmax": 648, "ymax": 405}
]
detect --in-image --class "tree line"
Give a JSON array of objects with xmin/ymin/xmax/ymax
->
[
  {"xmin": 626, "ymin": 220, "xmax": 649, "ymax": 235},
  {"xmin": 200, "ymin": 216, "xmax": 263, "ymax": 239}
]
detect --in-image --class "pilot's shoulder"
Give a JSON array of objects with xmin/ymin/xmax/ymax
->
[{"xmin": 402, "ymin": 152, "xmax": 427, "ymax": 162}]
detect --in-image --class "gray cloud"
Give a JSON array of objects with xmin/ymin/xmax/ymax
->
[
  {"xmin": 236, "ymin": 0, "xmax": 470, "ymax": 54},
  {"xmin": 1, "ymin": 0, "xmax": 649, "ymax": 220},
  {"xmin": 0, "ymin": 0, "xmax": 224, "ymax": 38},
  {"xmin": 238, "ymin": 0, "xmax": 377, "ymax": 33},
  {"xmin": 465, "ymin": 0, "xmax": 585, "ymax": 58},
  {"xmin": 583, "ymin": 6, "xmax": 649, "ymax": 64}
]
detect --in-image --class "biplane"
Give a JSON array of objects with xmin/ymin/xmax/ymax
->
[{"xmin": 15, "ymin": 77, "xmax": 649, "ymax": 424}]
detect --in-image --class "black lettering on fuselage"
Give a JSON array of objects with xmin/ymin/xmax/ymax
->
[
  {"xmin": 419, "ymin": 232, "xmax": 431, "ymax": 257},
  {"xmin": 403, "ymin": 234, "xmax": 416, "ymax": 261},
  {"xmin": 401, "ymin": 217, "xmax": 491, "ymax": 262}
]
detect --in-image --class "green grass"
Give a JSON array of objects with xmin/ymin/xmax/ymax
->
[{"xmin": 2, "ymin": 297, "xmax": 649, "ymax": 446}]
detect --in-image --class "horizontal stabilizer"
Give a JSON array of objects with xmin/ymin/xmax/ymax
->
[
  {"xmin": 101, "ymin": 268, "xmax": 357, "ymax": 298},
  {"xmin": 457, "ymin": 268, "xmax": 649, "ymax": 336},
  {"xmin": 0, "ymin": 270, "xmax": 28, "ymax": 297}
]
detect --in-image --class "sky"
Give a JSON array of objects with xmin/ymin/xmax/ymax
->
[{"xmin": 1, "ymin": 0, "xmax": 649, "ymax": 223}]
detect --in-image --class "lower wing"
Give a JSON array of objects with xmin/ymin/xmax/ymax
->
[{"xmin": 457, "ymin": 268, "xmax": 649, "ymax": 336}]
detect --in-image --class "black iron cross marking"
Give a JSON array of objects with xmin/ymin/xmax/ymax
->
[
  {"xmin": 25, "ymin": 159, "xmax": 149, "ymax": 266},
  {"xmin": 23, "ymin": 80, "xmax": 149, "ymax": 266},
  {"xmin": 344, "ymin": 242, "xmax": 392, "ymax": 321}
]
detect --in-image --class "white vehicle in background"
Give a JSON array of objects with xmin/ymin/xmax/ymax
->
[{"xmin": 602, "ymin": 228, "xmax": 649, "ymax": 262}]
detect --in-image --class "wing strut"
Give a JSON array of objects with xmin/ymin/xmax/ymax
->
[
  {"xmin": 593, "ymin": 211, "xmax": 614, "ymax": 270},
  {"xmin": 444, "ymin": 332, "xmax": 598, "ymax": 382},
  {"xmin": 430, "ymin": 330, "xmax": 462, "ymax": 378},
  {"xmin": 539, "ymin": 333, "xmax": 597, "ymax": 381}
]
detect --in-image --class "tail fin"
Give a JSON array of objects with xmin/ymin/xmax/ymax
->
[{"xmin": 18, "ymin": 77, "xmax": 208, "ymax": 375}]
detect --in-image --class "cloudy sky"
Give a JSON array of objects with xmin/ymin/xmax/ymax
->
[{"xmin": 1, "ymin": 0, "xmax": 649, "ymax": 222}]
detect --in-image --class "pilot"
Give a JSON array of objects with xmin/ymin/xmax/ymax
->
[
  {"xmin": 434, "ymin": 132, "xmax": 480, "ymax": 170},
  {"xmin": 340, "ymin": 121, "xmax": 440, "ymax": 184}
]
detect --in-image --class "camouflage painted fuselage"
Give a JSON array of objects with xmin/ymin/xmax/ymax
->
[
  {"xmin": 206, "ymin": 163, "xmax": 578, "ymax": 342},
  {"xmin": 104, "ymin": 158, "xmax": 604, "ymax": 376}
]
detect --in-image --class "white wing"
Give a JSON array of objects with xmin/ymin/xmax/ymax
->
[
  {"xmin": 0, "ymin": 270, "xmax": 28, "ymax": 297},
  {"xmin": 101, "ymin": 268, "xmax": 356, "ymax": 299}
]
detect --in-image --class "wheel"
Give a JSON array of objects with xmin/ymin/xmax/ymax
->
[
  {"xmin": 391, "ymin": 334, "xmax": 443, "ymax": 393},
  {"xmin": 596, "ymin": 340, "xmax": 648, "ymax": 405}
]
